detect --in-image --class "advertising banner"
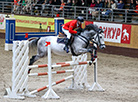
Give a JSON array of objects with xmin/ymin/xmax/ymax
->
[
  {"xmin": 0, "ymin": 14, "xmax": 5, "ymax": 29},
  {"xmin": 85, "ymin": 21, "xmax": 131, "ymax": 44},
  {"xmin": 10, "ymin": 15, "xmax": 55, "ymax": 30},
  {"xmin": 10, "ymin": 15, "xmax": 73, "ymax": 31}
]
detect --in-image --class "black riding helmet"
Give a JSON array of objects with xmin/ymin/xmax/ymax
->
[{"xmin": 77, "ymin": 16, "xmax": 84, "ymax": 23}]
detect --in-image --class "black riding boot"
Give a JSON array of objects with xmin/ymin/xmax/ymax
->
[{"xmin": 64, "ymin": 38, "xmax": 70, "ymax": 53}]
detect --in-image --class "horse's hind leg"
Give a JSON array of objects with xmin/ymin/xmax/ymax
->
[
  {"xmin": 29, "ymin": 53, "xmax": 46, "ymax": 65},
  {"xmin": 29, "ymin": 55, "xmax": 37, "ymax": 65},
  {"xmin": 28, "ymin": 53, "xmax": 47, "ymax": 73}
]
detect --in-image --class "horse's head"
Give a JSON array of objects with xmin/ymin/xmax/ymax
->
[
  {"xmin": 93, "ymin": 32, "xmax": 106, "ymax": 49},
  {"xmin": 84, "ymin": 24, "xmax": 106, "ymax": 49}
]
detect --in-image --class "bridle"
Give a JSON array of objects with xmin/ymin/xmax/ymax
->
[{"xmin": 92, "ymin": 33, "xmax": 105, "ymax": 47}]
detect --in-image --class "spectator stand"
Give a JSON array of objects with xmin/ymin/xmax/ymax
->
[{"xmin": 1, "ymin": 1, "xmax": 138, "ymax": 23}]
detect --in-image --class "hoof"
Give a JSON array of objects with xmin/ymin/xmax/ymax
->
[
  {"xmin": 89, "ymin": 61, "xmax": 92, "ymax": 65},
  {"xmin": 28, "ymin": 68, "xmax": 31, "ymax": 74}
]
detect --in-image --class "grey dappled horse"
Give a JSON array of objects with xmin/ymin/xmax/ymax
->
[{"xmin": 29, "ymin": 24, "xmax": 106, "ymax": 65}]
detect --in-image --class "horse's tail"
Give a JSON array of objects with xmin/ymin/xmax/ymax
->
[{"xmin": 28, "ymin": 37, "xmax": 40, "ymax": 49}]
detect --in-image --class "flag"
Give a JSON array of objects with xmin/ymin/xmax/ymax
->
[{"xmin": 25, "ymin": 33, "xmax": 28, "ymax": 39}]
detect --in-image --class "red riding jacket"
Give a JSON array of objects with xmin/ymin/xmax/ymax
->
[{"xmin": 62, "ymin": 20, "xmax": 81, "ymax": 34}]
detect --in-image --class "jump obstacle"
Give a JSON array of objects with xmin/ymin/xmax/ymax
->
[
  {"xmin": 4, "ymin": 40, "xmax": 104, "ymax": 100},
  {"xmin": 5, "ymin": 17, "xmax": 64, "ymax": 51}
]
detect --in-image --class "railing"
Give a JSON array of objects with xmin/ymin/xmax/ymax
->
[{"xmin": 0, "ymin": 1, "xmax": 138, "ymax": 24}]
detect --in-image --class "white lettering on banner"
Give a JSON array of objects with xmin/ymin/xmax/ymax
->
[
  {"xmin": 94, "ymin": 22, "xmax": 122, "ymax": 43},
  {"xmin": 0, "ymin": 14, "xmax": 5, "ymax": 29}
]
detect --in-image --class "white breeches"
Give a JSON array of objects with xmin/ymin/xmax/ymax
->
[{"xmin": 62, "ymin": 27, "xmax": 71, "ymax": 39}]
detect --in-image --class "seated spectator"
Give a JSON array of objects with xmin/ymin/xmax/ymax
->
[
  {"xmin": 76, "ymin": 0, "xmax": 82, "ymax": 6},
  {"xmin": 95, "ymin": 0, "xmax": 104, "ymax": 8},
  {"xmin": 127, "ymin": 0, "xmax": 138, "ymax": 22},
  {"xmin": 90, "ymin": 0, "xmax": 96, "ymax": 8},
  {"xmin": 42, "ymin": 0, "xmax": 54, "ymax": 16},
  {"xmin": 70, "ymin": 0, "xmax": 77, "ymax": 11},
  {"xmin": 113, "ymin": 0, "xmax": 125, "ymax": 21},
  {"xmin": 117, "ymin": 0, "xmax": 124, "ymax": 9},
  {"xmin": 65, "ymin": 0, "xmax": 72, "ymax": 9},
  {"xmin": 22, "ymin": 0, "xmax": 26, "ymax": 7},
  {"xmin": 104, "ymin": 0, "xmax": 109, "ymax": 8},
  {"xmin": 81, "ymin": 0, "xmax": 86, "ymax": 14},
  {"xmin": 54, "ymin": 0, "xmax": 66, "ymax": 14},
  {"xmin": 52, "ymin": 0, "xmax": 61, "ymax": 5},
  {"xmin": 64, "ymin": 0, "xmax": 72, "ymax": 17},
  {"xmin": 99, "ymin": 0, "xmax": 104, "ymax": 8},
  {"xmin": 91, "ymin": 0, "xmax": 103, "ymax": 20},
  {"xmin": 13, "ymin": 0, "xmax": 20, "ymax": 12},
  {"xmin": 81, "ymin": 0, "xmax": 85, "ymax": 6},
  {"xmin": 22, "ymin": 0, "xmax": 32, "ymax": 13},
  {"xmin": 101, "ymin": 0, "xmax": 111, "ymax": 15},
  {"xmin": 89, "ymin": 0, "xmax": 96, "ymax": 15},
  {"xmin": 32, "ymin": 0, "xmax": 45, "ymax": 15},
  {"xmin": 101, "ymin": 0, "xmax": 116, "ymax": 21}
]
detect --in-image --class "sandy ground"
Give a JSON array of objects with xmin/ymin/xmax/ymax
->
[{"xmin": 0, "ymin": 38, "xmax": 138, "ymax": 102}]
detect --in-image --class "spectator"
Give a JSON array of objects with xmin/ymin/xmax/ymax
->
[
  {"xmin": 127, "ymin": 0, "xmax": 138, "ymax": 22},
  {"xmin": 104, "ymin": 0, "xmax": 109, "ymax": 8},
  {"xmin": 134, "ymin": 0, "xmax": 138, "ymax": 13},
  {"xmin": 89, "ymin": 0, "xmax": 96, "ymax": 17},
  {"xmin": 42, "ymin": 0, "xmax": 53, "ymax": 16},
  {"xmin": 102, "ymin": 0, "xmax": 111, "ymax": 14},
  {"xmin": 99, "ymin": 0, "xmax": 104, "ymax": 8},
  {"xmin": 70, "ymin": 0, "xmax": 77, "ymax": 11},
  {"xmin": 22, "ymin": 0, "xmax": 26, "ymax": 7},
  {"xmin": 80, "ymin": 0, "xmax": 86, "ymax": 14},
  {"xmin": 113, "ymin": 0, "xmax": 125, "ymax": 21},
  {"xmin": 117, "ymin": 0, "xmax": 124, "ymax": 9},
  {"xmin": 54, "ymin": 0, "xmax": 66, "ymax": 14},
  {"xmin": 81, "ymin": 0, "xmax": 85, "ymax": 6},
  {"xmin": 91, "ymin": 0, "xmax": 103, "ymax": 20},
  {"xmin": 52, "ymin": 0, "xmax": 61, "ymax": 5},
  {"xmin": 64, "ymin": 0, "xmax": 72, "ymax": 17},
  {"xmin": 111, "ymin": 0, "xmax": 117, "ymax": 9},
  {"xmin": 129, "ymin": 0, "xmax": 136, "ymax": 9},
  {"xmin": 101, "ymin": 0, "xmax": 117, "ymax": 21},
  {"xmin": 90, "ymin": 0, "xmax": 96, "ymax": 8},
  {"xmin": 95, "ymin": 0, "xmax": 103, "ymax": 8},
  {"xmin": 22, "ymin": 0, "xmax": 33, "ymax": 13},
  {"xmin": 76, "ymin": 0, "xmax": 82, "ymax": 6},
  {"xmin": 13, "ymin": 0, "xmax": 20, "ymax": 12},
  {"xmin": 32, "ymin": 0, "xmax": 45, "ymax": 15},
  {"xmin": 65, "ymin": 0, "xmax": 72, "ymax": 10}
]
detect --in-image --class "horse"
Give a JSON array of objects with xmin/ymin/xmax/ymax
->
[{"xmin": 29, "ymin": 24, "xmax": 106, "ymax": 65}]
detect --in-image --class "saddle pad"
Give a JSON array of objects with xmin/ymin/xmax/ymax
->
[{"xmin": 57, "ymin": 37, "xmax": 66, "ymax": 44}]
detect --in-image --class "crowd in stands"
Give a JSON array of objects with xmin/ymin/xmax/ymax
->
[{"xmin": 8, "ymin": 0, "xmax": 138, "ymax": 22}]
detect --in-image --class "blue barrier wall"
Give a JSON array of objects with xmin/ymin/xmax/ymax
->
[{"xmin": 5, "ymin": 17, "xmax": 64, "ymax": 51}]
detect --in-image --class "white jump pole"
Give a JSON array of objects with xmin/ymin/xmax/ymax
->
[
  {"xmin": 42, "ymin": 42, "xmax": 60, "ymax": 99},
  {"xmin": 88, "ymin": 48, "xmax": 104, "ymax": 92}
]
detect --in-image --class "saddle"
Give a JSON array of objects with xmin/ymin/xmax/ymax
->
[
  {"xmin": 57, "ymin": 32, "xmax": 74, "ymax": 45},
  {"xmin": 57, "ymin": 27, "xmax": 82, "ymax": 44}
]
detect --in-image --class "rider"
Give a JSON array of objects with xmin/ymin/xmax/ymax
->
[{"xmin": 62, "ymin": 16, "xmax": 84, "ymax": 53}]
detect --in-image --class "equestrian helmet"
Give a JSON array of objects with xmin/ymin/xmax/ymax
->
[{"xmin": 77, "ymin": 16, "xmax": 84, "ymax": 22}]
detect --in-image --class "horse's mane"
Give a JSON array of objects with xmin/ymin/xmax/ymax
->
[
  {"xmin": 83, "ymin": 24, "xmax": 99, "ymax": 31},
  {"xmin": 76, "ymin": 24, "xmax": 100, "ymax": 34}
]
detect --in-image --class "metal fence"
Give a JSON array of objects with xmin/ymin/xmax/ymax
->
[{"xmin": 0, "ymin": 1, "xmax": 138, "ymax": 24}]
